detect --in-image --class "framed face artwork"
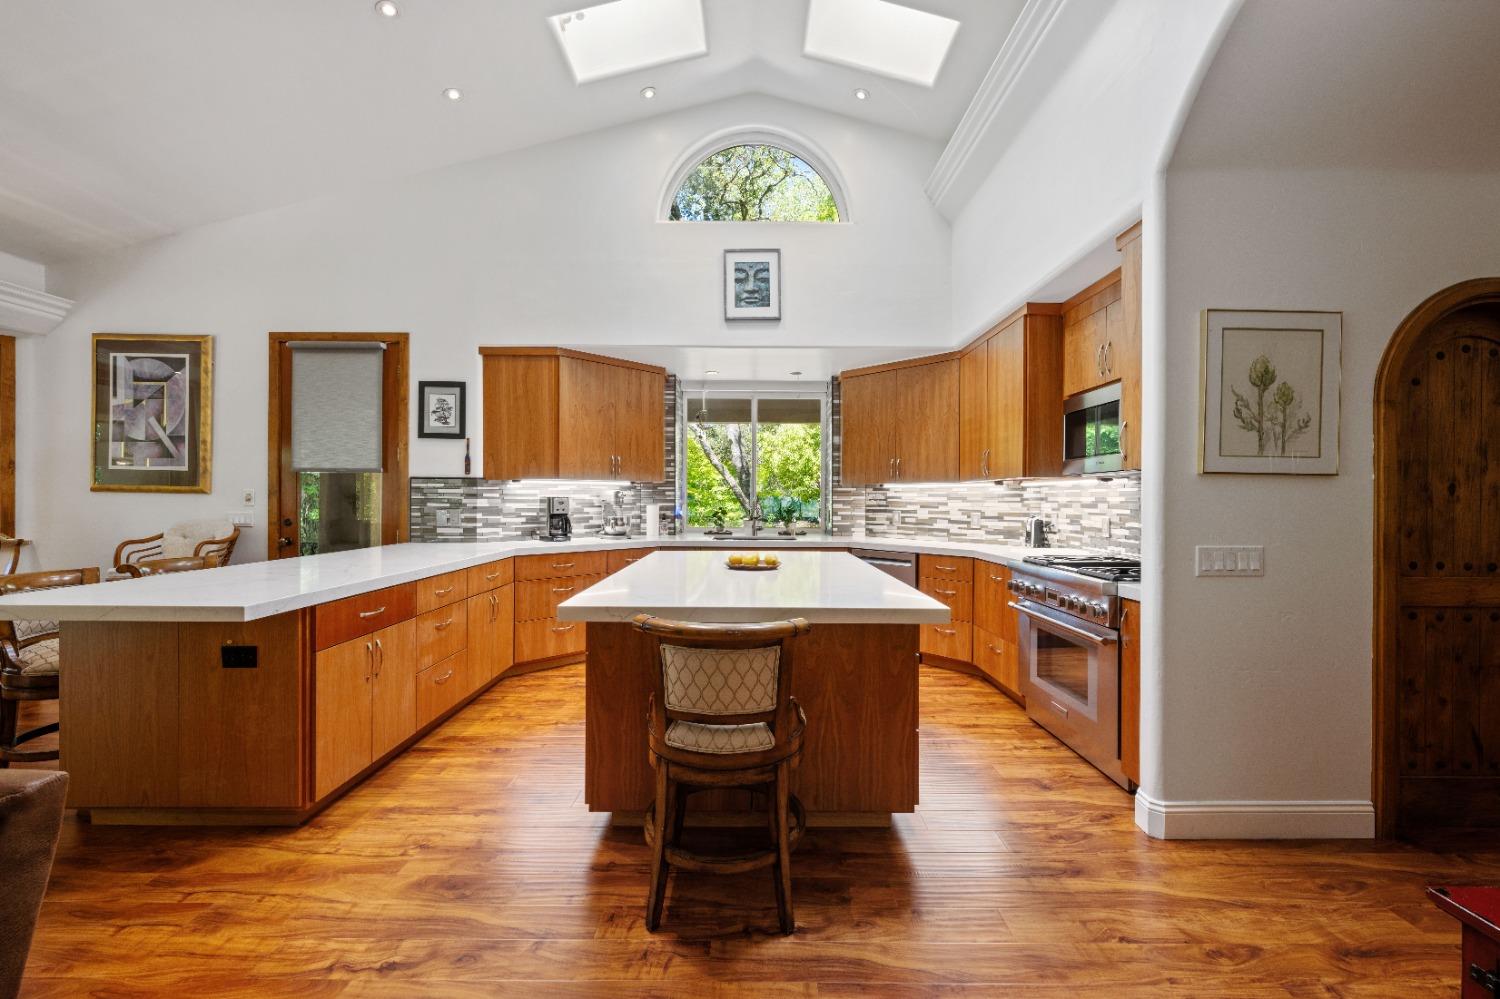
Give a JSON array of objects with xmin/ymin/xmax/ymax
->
[
  {"xmin": 417, "ymin": 381, "xmax": 466, "ymax": 439},
  {"xmin": 724, "ymin": 249, "xmax": 781, "ymax": 321},
  {"xmin": 1199, "ymin": 309, "xmax": 1342, "ymax": 474},
  {"xmin": 91, "ymin": 333, "xmax": 213, "ymax": 492}
]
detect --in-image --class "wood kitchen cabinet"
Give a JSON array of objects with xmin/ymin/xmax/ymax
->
[
  {"xmin": 467, "ymin": 584, "xmax": 514, "ymax": 681},
  {"xmin": 315, "ymin": 618, "xmax": 417, "ymax": 800},
  {"xmin": 1119, "ymin": 596, "xmax": 1140, "ymax": 786},
  {"xmin": 973, "ymin": 563, "xmax": 1021, "ymax": 699},
  {"xmin": 1115, "ymin": 222, "xmax": 1142, "ymax": 470},
  {"xmin": 955, "ymin": 304, "xmax": 1065, "ymax": 481},
  {"xmin": 918, "ymin": 555, "xmax": 973, "ymax": 663},
  {"xmin": 839, "ymin": 355, "xmax": 959, "ymax": 485},
  {"xmin": 480, "ymin": 347, "xmax": 665, "ymax": 482},
  {"xmin": 1062, "ymin": 272, "xmax": 1123, "ymax": 398}
]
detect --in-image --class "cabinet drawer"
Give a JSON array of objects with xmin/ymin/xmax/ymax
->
[
  {"xmin": 515, "ymin": 616, "xmax": 586, "ymax": 663},
  {"xmin": 416, "ymin": 650, "xmax": 469, "ymax": 728},
  {"xmin": 516, "ymin": 550, "xmax": 607, "ymax": 581},
  {"xmin": 973, "ymin": 624, "xmax": 1020, "ymax": 696},
  {"xmin": 415, "ymin": 570, "xmax": 469, "ymax": 614},
  {"xmin": 921, "ymin": 621, "xmax": 972, "ymax": 662},
  {"xmin": 466, "ymin": 558, "xmax": 513, "ymax": 593},
  {"xmin": 607, "ymin": 548, "xmax": 656, "ymax": 574},
  {"xmin": 315, "ymin": 583, "xmax": 415, "ymax": 652},
  {"xmin": 918, "ymin": 555, "xmax": 973, "ymax": 584},
  {"xmin": 516, "ymin": 573, "xmax": 604, "ymax": 621},
  {"xmin": 416, "ymin": 604, "xmax": 468, "ymax": 671},
  {"xmin": 918, "ymin": 576, "xmax": 972, "ymax": 623},
  {"xmin": 972, "ymin": 563, "xmax": 1014, "ymax": 638}
]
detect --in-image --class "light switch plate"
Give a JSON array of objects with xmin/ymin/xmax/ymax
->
[
  {"xmin": 1196, "ymin": 545, "xmax": 1264, "ymax": 577},
  {"xmin": 228, "ymin": 512, "xmax": 255, "ymax": 528}
]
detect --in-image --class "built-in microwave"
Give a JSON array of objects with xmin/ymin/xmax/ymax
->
[{"xmin": 1062, "ymin": 384, "xmax": 1122, "ymax": 475}]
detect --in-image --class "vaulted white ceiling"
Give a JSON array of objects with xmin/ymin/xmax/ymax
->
[{"xmin": 0, "ymin": 0, "xmax": 1025, "ymax": 264}]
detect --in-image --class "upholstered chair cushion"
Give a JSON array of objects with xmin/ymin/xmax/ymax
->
[
  {"xmin": 160, "ymin": 518, "xmax": 234, "ymax": 557},
  {"xmin": 661, "ymin": 646, "xmax": 779, "ymax": 715},
  {"xmin": 0, "ymin": 770, "xmax": 68, "ymax": 999},
  {"xmin": 665, "ymin": 720, "xmax": 775, "ymax": 755},
  {"xmin": 13, "ymin": 620, "xmax": 56, "ymax": 643},
  {"xmin": 14, "ymin": 638, "xmax": 60, "ymax": 676}
]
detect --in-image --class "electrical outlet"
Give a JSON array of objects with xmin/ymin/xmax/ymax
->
[
  {"xmin": 436, "ymin": 509, "xmax": 459, "ymax": 528},
  {"xmin": 1196, "ymin": 545, "xmax": 1264, "ymax": 577},
  {"xmin": 967, "ymin": 511, "xmax": 981, "ymax": 529},
  {"xmin": 241, "ymin": 489, "xmax": 255, "ymax": 505}
]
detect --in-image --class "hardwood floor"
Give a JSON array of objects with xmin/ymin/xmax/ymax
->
[{"xmin": 15, "ymin": 666, "xmax": 1500, "ymax": 996}]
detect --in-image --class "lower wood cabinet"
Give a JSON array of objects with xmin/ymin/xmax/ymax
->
[
  {"xmin": 315, "ymin": 618, "xmax": 417, "ymax": 800},
  {"xmin": 416, "ymin": 603, "xmax": 467, "ymax": 670},
  {"xmin": 516, "ymin": 617, "xmax": 585, "ymax": 663},
  {"xmin": 606, "ymin": 547, "xmax": 655, "ymax": 573},
  {"xmin": 417, "ymin": 650, "xmax": 471, "ymax": 728},
  {"xmin": 972, "ymin": 563, "xmax": 1021, "ymax": 697},
  {"xmin": 468, "ymin": 583, "xmax": 514, "ymax": 680},
  {"xmin": 921, "ymin": 621, "xmax": 972, "ymax": 662},
  {"xmin": 973, "ymin": 624, "xmax": 1019, "ymax": 694},
  {"xmin": 919, "ymin": 557, "xmax": 974, "ymax": 663},
  {"xmin": 1120, "ymin": 597, "xmax": 1140, "ymax": 785}
]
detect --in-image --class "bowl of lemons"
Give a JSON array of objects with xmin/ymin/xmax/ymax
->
[{"xmin": 726, "ymin": 552, "xmax": 781, "ymax": 571}]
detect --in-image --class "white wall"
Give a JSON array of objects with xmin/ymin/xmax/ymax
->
[
  {"xmin": 947, "ymin": 0, "xmax": 1237, "ymax": 341},
  {"xmin": 1141, "ymin": 0, "xmax": 1500, "ymax": 837},
  {"xmin": 34, "ymin": 95, "xmax": 949, "ymax": 568},
  {"xmin": 0, "ymin": 250, "xmax": 45, "ymax": 289}
]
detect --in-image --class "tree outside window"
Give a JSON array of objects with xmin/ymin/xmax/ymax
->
[
  {"xmin": 669, "ymin": 145, "xmax": 839, "ymax": 223},
  {"xmin": 684, "ymin": 395, "xmax": 824, "ymax": 531}
]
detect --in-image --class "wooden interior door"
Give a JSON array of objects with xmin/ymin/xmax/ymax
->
[
  {"xmin": 896, "ymin": 358, "xmax": 959, "ymax": 482},
  {"xmin": 1384, "ymin": 297, "xmax": 1500, "ymax": 834},
  {"xmin": 558, "ymin": 356, "xmax": 616, "ymax": 478},
  {"xmin": 268, "ymin": 333, "xmax": 409, "ymax": 559},
  {"xmin": 839, "ymin": 370, "xmax": 897, "ymax": 486}
]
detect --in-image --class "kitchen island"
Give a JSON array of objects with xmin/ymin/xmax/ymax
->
[{"xmin": 558, "ymin": 550, "xmax": 950, "ymax": 825}]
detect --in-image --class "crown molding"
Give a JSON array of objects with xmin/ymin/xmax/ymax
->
[
  {"xmin": 924, "ymin": 0, "xmax": 1070, "ymax": 215},
  {"xmin": 0, "ymin": 278, "xmax": 74, "ymax": 336}
]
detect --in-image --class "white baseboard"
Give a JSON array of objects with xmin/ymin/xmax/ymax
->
[{"xmin": 1135, "ymin": 792, "xmax": 1375, "ymax": 839}]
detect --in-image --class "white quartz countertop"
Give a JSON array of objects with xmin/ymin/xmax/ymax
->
[
  {"xmin": 0, "ymin": 533, "xmax": 1135, "ymax": 623},
  {"xmin": 556, "ymin": 550, "xmax": 950, "ymax": 625}
]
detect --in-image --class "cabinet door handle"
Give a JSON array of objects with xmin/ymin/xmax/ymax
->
[
  {"xmin": 489, "ymin": 592, "xmax": 498, "ymax": 623},
  {"xmin": 1120, "ymin": 419, "xmax": 1129, "ymax": 458},
  {"xmin": 373, "ymin": 638, "xmax": 383, "ymax": 678},
  {"xmin": 434, "ymin": 617, "xmax": 454, "ymax": 631},
  {"xmin": 358, "ymin": 606, "xmax": 386, "ymax": 619},
  {"xmin": 1104, "ymin": 340, "xmax": 1113, "ymax": 374},
  {"xmin": 896, "ymin": 457, "xmax": 902, "ymax": 479},
  {"xmin": 434, "ymin": 669, "xmax": 454, "ymax": 685},
  {"xmin": 551, "ymin": 624, "xmax": 575, "ymax": 633},
  {"xmin": 434, "ymin": 586, "xmax": 455, "ymax": 597},
  {"xmin": 989, "ymin": 573, "xmax": 1005, "ymax": 582},
  {"xmin": 980, "ymin": 447, "xmax": 990, "ymax": 478},
  {"xmin": 364, "ymin": 642, "xmax": 374, "ymax": 681},
  {"xmin": 1095, "ymin": 343, "xmax": 1105, "ymax": 375},
  {"xmin": 888, "ymin": 457, "xmax": 895, "ymax": 481}
]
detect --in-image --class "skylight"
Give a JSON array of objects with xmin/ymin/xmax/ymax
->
[
  {"xmin": 803, "ymin": 0, "xmax": 960, "ymax": 88},
  {"xmin": 548, "ymin": 0, "xmax": 707, "ymax": 85}
]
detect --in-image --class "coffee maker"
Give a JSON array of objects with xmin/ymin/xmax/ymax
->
[{"xmin": 544, "ymin": 496, "xmax": 572, "ymax": 542}]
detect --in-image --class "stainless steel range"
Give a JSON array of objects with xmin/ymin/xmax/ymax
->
[{"xmin": 1007, "ymin": 554, "xmax": 1140, "ymax": 790}]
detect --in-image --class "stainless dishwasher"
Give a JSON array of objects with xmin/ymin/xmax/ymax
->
[{"xmin": 850, "ymin": 548, "xmax": 918, "ymax": 587}]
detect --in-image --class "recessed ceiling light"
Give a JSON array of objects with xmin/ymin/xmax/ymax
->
[
  {"xmin": 640, "ymin": 86, "xmax": 657, "ymax": 100},
  {"xmin": 853, "ymin": 88, "xmax": 869, "ymax": 101},
  {"xmin": 805, "ymin": 0, "xmax": 960, "ymax": 87},
  {"xmin": 442, "ymin": 87, "xmax": 463, "ymax": 101},
  {"xmin": 790, "ymin": 370, "xmax": 803, "ymax": 377},
  {"xmin": 374, "ymin": 0, "xmax": 399, "ymax": 16},
  {"xmin": 548, "ymin": 0, "xmax": 706, "ymax": 85}
]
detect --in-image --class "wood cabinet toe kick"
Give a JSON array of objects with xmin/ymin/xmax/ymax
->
[{"xmin": 59, "ymin": 555, "xmax": 527, "ymax": 826}]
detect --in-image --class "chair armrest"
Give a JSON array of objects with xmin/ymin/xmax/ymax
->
[
  {"xmin": 116, "ymin": 564, "xmax": 146, "ymax": 578},
  {"xmin": 16, "ymin": 630, "xmax": 59, "ymax": 648},
  {"xmin": 113, "ymin": 533, "xmax": 165, "ymax": 568}
]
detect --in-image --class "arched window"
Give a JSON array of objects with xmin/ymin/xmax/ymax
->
[{"xmin": 668, "ymin": 144, "xmax": 842, "ymax": 222}]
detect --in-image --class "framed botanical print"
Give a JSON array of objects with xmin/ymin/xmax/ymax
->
[
  {"xmin": 724, "ymin": 249, "xmax": 781, "ymax": 321},
  {"xmin": 417, "ymin": 380, "xmax": 466, "ymax": 439},
  {"xmin": 1200, "ymin": 309, "xmax": 1341, "ymax": 475},
  {"xmin": 91, "ymin": 333, "xmax": 213, "ymax": 492}
]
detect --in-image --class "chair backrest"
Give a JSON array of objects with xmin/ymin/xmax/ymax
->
[
  {"xmin": 0, "ymin": 568, "xmax": 100, "ymax": 651},
  {"xmin": 632, "ymin": 615, "xmax": 811, "ymax": 754},
  {"xmin": 162, "ymin": 519, "xmax": 238, "ymax": 560},
  {"xmin": 0, "ymin": 537, "xmax": 28, "ymax": 576}
]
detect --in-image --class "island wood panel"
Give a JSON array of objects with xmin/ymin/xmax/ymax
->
[
  {"xmin": 177, "ymin": 613, "xmax": 308, "ymax": 808},
  {"xmin": 466, "ymin": 557, "xmax": 513, "ymax": 593},
  {"xmin": 59, "ymin": 621, "xmax": 181, "ymax": 808},
  {"xmin": 1120, "ymin": 597, "xmax": 1140, "ymax": 786},
  {"xmin": 314, "ymin": 582, "xmax": 415, "ymax": 651},
  {"xmin": 370, "ymin": 618, "xmax": 418, "ymax": 760},
  {"xmin": 584, "ymin": 621, "xmax": 919, "ymax": 817},
  {"xmin": 415, "ymin": 569, "xmax": 468, "ymax": 613}
]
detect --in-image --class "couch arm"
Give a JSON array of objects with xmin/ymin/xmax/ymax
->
[{"xmin": 0, "ymin": 770, "xmax": 68, "ymax": 999}]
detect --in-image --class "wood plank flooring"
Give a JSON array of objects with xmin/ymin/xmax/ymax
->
[{"xmin": 15, "ymin": 665, "xmax": 1500, "ymax": 996}]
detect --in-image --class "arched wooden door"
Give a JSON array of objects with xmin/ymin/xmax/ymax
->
[{"xmin": 1375, "ymin": 278, "xmax": 1500, "ymax": 837}]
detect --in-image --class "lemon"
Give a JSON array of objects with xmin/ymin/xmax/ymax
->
[
  {"xmin": 765, "ymin": 555, "xmax": 781, "ymax": 568},
  {"xmin": 728, "ymin": 554, "xmax": 745, "ymax": 566}
]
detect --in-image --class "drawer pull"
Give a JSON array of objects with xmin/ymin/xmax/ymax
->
[
  {"xmin": 550, "ymin": 562, "xmax": 575, "ymax": 569},
  {"xmin": 934, "ymin": 565, "xmax": 959, "ymax": 573},
  {"xmin": 989, "ymin": 644, "xmax": 1002, "ymax": 655},
  {"xmin": 357, "ymin": 606, "xmax": 387, "ymax": 619},
  {"xmin": 935, "ymin": 588, "xmax": 958, "ymax": 597},
  {"xmin": 990, "ymin": 574, "xmax": 1005, "ymax": 582},
  {"xmin": 434, "ymin": 670, "xmax": 454, "ymax": 685},
  {"xmin": 1050, "ymin": 700, "xmax": 1070, "ymax": 718},
  {"xmin": 935, "ymin": 627, "xmax": 956, "ymax": 636},
  {"xmin": 551, "ymin": 624, "xmax": 575, "ymax": 633},
  {"xmin": 434, "ymin": 586, "xmax": 455, "ymax": 596},
  {"xmin": 434, "ymin": 618, "xmax": 454, "ymax": 631},
  {"xmin": 552, "ymin": 585, "xmax": 575, "ymax": 594}
]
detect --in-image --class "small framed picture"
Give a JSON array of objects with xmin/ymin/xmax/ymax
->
[
  {"xmin": 418, "ymin": 381, "xmax": 466, "ymax": 439},
  {"xmin": 724, "ymin": 249, "xmax": 781, "ymax": 321},
  {"xmin": 1200, "ymin": 309, "xmax": 1341, "ymax": 474}
]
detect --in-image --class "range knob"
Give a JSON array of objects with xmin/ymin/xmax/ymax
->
[{"xmin": 1092, "ymin": 601, "xmax": 1108, "ymax": 618}]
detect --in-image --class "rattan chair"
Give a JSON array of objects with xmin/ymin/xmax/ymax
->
[
  {"xmin": 113, "ymin": 520, "xmax": 239, "ymax": 575},
  {"xmin": 0, "ymin": 568, "xmax": 100, "ymax": 767},
  {"xmin": 632, "ymin": 614, "xmax": 811, "ymax": 934}
]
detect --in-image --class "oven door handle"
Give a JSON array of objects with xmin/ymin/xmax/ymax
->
[{"xmin": 1008, "ymin": 601, "xmax": 1118, "ymax": 647}]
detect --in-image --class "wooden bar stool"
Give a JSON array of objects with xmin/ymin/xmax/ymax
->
[
  {"xmin": 632, "ymin": 614, "xmax": 812, "ymax": 934},
  {"xmin": 0, "ymin": 568, "xmax": 100, "ymax": 767}
]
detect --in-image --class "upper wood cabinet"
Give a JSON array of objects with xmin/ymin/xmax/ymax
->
[
  {"xmin": 958, "ymin": 305, "xmax": 1064, "ymax": 480},
  {"xmin": 480, "ymin": 348, "xmax": 666, "ymax": 482},
  {"xmin": 839, "ymin": 356, "xmax": 959, "ymax": 485},
  {"xmin": 1115, "ymin": 222, "xmax": 1142, "ymax": 470}
]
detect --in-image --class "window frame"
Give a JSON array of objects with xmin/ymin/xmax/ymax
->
[
  {"xmin": 658, "ymin": 127, "xmax": 852, "ymax": 224},
  {"xmin": 678, "ymin": 384, "xmax": 831, "ymax": 536}
]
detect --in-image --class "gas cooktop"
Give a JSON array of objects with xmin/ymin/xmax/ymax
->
[{"xmin": 1021, "ymin": 554, "xmax": 1141, "ymax": 583}]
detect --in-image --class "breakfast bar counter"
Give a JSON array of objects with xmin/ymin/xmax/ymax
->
[{"xmin": 560, "ymin": 550, "xmax": 950, "ymax": 825}]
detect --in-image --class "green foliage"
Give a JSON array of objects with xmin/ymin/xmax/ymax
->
[
  {"xmin": 670, "ymin": 145, "xmax": 839, "ymax": 222},
  {"xmin": 685, "ymin": 420, "xmax": 823, "ymax": 528}
]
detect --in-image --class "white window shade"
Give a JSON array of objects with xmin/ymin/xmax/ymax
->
[{"xmin": 291, "ymin": 343, "xmax": 384, "ymax": 472}]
